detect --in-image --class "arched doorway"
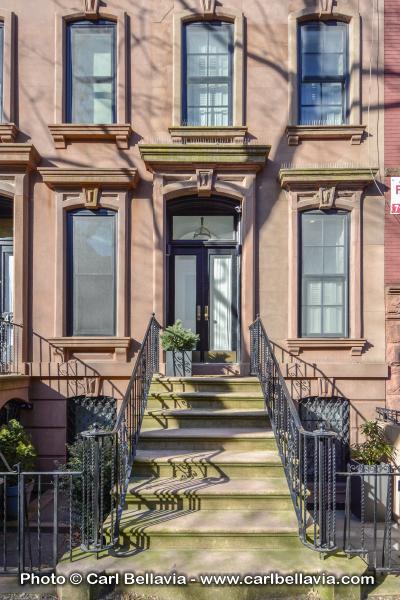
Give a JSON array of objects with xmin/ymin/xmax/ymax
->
[{"xmin": 167, "ymin": 196, "xmax": 241, "ymax": 365}]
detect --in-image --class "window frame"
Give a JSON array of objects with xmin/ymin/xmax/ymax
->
[
  {"xmin": 182, "ymin": 20, "xmax": 234, "ymax": 127},
  {"xmin": 298, "ymin": 20, "xmax": 349, "ymax": 126},
  {"xmin": 288, "ymin": 8, "xmax": 361, "ymax": 128},
  {"xmin": 66, "ymin": 208, "xmax": 117, "ymax": 337},
  {"xmin": 66, "ymin": 19, "xmax": 117, "ymax": 125},
  {"xmin": 299, "ymin": 209, "xmax": 350, "ymax": 338}
]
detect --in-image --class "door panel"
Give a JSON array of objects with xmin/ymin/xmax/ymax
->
[{"xmin": 170, "ymin": 246, "xmax": 238, "ymax": 363}]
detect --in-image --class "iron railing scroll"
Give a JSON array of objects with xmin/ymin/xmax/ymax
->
[
  {"xmin": 250, "ymin": 316, "xmax": 339, "ymax": 552},
  {"xmin": 80, "ymin": 314, "xmax": 161, "ymax": 552}
]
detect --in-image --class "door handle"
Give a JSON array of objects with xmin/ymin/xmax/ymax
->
[
  {"xmin": 204, "ymin": 305, "xmax": 209, "ymax": 321},
  {"xmin": 196, "ymin": 305, "xmax": 201, "ymax": 321}
]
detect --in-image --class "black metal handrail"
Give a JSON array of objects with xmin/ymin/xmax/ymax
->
[
  {"xmin": 0, "ymin": 314, "xmax": 20, "ymax": 375},
  {"xmin": 80, "ymin": 314, "xmax": 160, "ymax": 552},
  {"xmin": 377, "ymin": 407, "xmax": 400, "ymax": 426},
  {"xmin": 250, "ymin": 316, "xmax": 340, "ymax": 551}
]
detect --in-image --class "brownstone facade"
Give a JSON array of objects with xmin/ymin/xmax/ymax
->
[{"xmin": 0, "ymin": 0, "xmax": 387, "ymax": 467}]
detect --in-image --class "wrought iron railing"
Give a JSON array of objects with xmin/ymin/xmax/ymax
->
[
  {"xmin": 80, "ymin": 314, "xmax": 160, "ymax": 552},
  {"xmin": 0, "ymin": 467, "xmax": 82, "ymax": 575},
  {"xmin": 377, "ymin": 407, "xmax": 400, "ymax": 426},
  {"xmin": 338, "ymin": 466, "xmax": 400, "ymax": 573},
  {"xmin": 250, "ymin": 316, "xmax": 339, "ymax": 551},
  {"xmin": 0, "ymin": 314, "xmax": 20, "ymax": 375}
]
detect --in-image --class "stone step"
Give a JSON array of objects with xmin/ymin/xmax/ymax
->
[
  {"xmin": 116, "ymin": 509, "xmax": 299, "ymax": 550},
  {"xmin": 133, "ymin": 448, "xmax": 285, "ymax": 479},
  {"xmin": 150, "ymin": 377, "xmax": 262, "ymax": 394},
  {"xmin": 125, "ymin": 477, "xmax": 293, "ymax": 511},
  {"xmin": 147, "ymin": 391, "xmax": 265, "ymax": 410},
  {"xmin": 142, "ymin": 408, "xmax": 269, "ymax": 430},
  {"xmin": 137, "ymin": 427, "xmax": 277, "ymax": 451}
]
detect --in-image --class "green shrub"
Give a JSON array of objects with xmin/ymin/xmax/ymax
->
[
  {"xmin": 351, "ymin": 420, "xmax": 396, "ymax": 465},
  {"xmin": 0, "ymin": 419, "xmax": 37, "ymax": 471},
  {"xmin": 160, "ymin": 320, "xmax": 199, "ymax": 351}
]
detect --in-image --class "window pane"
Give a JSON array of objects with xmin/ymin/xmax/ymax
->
[
  {"xmin": 173, "ymin": 216, "xmax": 235, "ymax": 240},
  {"xmin": 302, "ymin": 54, "xmax": 323, "ymax": 78},
  {"xmin": 323, "ymin": 280, "xmax": 343, "ymax": 305},
  {"xmin": 184, "ymin": 22, "xmax": 233, "ymax": 126},
  {"xmin": 324, "ymin": 24, "xmax": 345, "ymax": 53},
  {"xmin": 324, "ymin": 53, "xmax": 344, "ymax": 77},
  {"xmin": 302, "ymin": 83, "xmax": 321, "ymax": 106},
  {"xmin": 301, "ymin": 106, "xmax": 322, "ymax": 125},
  {"xmin": 302, "ymin": 214, "xmax": 323, "ymax": 245},
  {"xmin": 304, "ymin": 307, "xmax": 322, "ymax": 335},
  {"xmin": 69, "ymin": 210, "xmax": 116, "ymax": 336},
  {"xmin": 68, "ymin": 22, "xmax": 116, "ymax": 123},
  {"xmin": 174, "ymin": 256, "xmax": 197, "ymax": 335},
  {"xmin": 323, "ymin": 307, "xmax": 343, "ymax": 335},
  {"xmin": 323, "ymin": 246, "xmax": 344, "ymax": 274},
  {"xmin": 322, "ymin": 83, "xmax": 342, "ymax": 106},
  {"xmin": 304, "ymin": 280, "xmax": 322, "ymax": 306},
  {"xmin": 324, "ymin": 214, "xmax": 345, "ymax": 246},
  {"xmin": 303, "ymin": 247, "xmax": 323, "ymax": 274},
  {"xmin": 301, "ymin": 26, "xmax": 322, "ymax": 53},
  {"xmin": 321, "ymin": 106, "xmax": 343, "ymax": 125}
]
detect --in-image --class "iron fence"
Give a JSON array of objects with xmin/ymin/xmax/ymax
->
[
  {"xmin": 80, "ymin": 314, "xmax": 160, "ymax": 552},
  {"xmin": 338, "ymin": 466, "xmax": 400, "ymax": 573},
  {"xmin": 0, "ymin": 467, "xmax": 82, "ymax": 575},
  {"xmin": 0, "ymin": 314, "xmax": 20, "ymax": 375}
]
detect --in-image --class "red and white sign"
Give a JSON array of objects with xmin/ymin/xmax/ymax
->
[{"xmin": 391, "ymin": 177, "xmax": 400, "ymax": 214}]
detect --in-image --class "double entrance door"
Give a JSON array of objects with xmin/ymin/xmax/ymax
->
[{"xmin": 169, "ymin": 245, "xmax": 239, "ymax": 363}]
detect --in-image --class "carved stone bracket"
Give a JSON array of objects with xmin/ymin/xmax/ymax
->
[
  {"xmin": 83, "ymin": 186, "xmax": 100, "ymax": 209},
  {"xmin": 200, "ymin": 0, "xmax": 216, "ymax": 16},
  {"xmin": 196, "ymin": 169, "xmax": 213, "ymax": 196},
  {"xmin": 314, "ymin": 186, "xmax": 337, "ymax": 210},
  {"xmin": 84, "ymin": 0, "xmax": 100, "ymax": 17}
]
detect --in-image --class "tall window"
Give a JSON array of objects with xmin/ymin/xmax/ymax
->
[
  {"xmin": 0, "ymin": 23, "xmax": 4, "ymax": 122},
  {"xmin": 66, "ymin": 20, "xmax": 116, "ymax": 123},
  {"xmin": 183, "ymin": 21, "xmax": 233, "ymax": 126},
  {"xmin": 301, "ymin": 211, "xmax": 349, "ymax": 337},
  {"xmin": 67, "ymin": 209, "xmax": 116, "ymax": 336},
  {"xmin": 299, "ymin": 20, "xmax": 348, "ymax": 125}
]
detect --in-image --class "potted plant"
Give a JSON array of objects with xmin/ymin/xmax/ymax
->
[
  {"xmin": 350, "ymin": 420, "xmax": 397, "ymax": 521},
  {"xmin": 160, "ymin": 320, "xmax": 199, "ymax": 377},
  {"xmin": 0, "ymin": 419, "xmax": 37, "ymax": 519}
]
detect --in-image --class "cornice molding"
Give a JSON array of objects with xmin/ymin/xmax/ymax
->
[
  {"xmin": 38, "ymin": 167, "xmax": 139, "ymax": 189},
  {"xmin": 139, "ymin": 143, "xmax": 270, "ymax": 172},
  {"xmin": 48, "ymin": 124, "xmax": 132, "ymax": 149},
  {"xmin": 0, "ymin": 143, "xmax": 41, "ymax": 171},
  {"xmin": 279, "ymin": 167, "xmax": 378, "ymax": 190},
  {"xmin": 285, "ymin": 125, "xmax": 366, "ymax": 146}
]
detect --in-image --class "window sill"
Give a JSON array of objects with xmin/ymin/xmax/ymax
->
[
  {"xmin": 285, "ymin": 125, "xmax": 366, "ymax": 146},
  {"xmin": 169, "ymin": 126, "xmax": 248, "ymax": 144},
  {"xmin": 0, "ymin": 123, "xmax": 18, "ymax": 143},
  {"xmin": 48, "ymin": 124, "xmax": 132, "ymax": 149},
  {"xmin": 48, "ymin": 336, "xmax": 131, "ymax": 361},
  {"xmin": 286, "ymin": 338, "xmax": 367, "ymax": 356}
]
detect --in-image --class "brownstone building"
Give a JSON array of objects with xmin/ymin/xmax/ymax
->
[{"xmin": 0, "ymin": 0, "xmax": 386, "ymax": 467}]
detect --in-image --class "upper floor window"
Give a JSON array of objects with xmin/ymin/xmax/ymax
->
[
  {"xmin": 299, "ymin": 21, "xmax": 348, "ymax": 126},
  {"xmin": 301, "ymin": 210, "xmax": 349, "ymax": 337},
  {"xmin": 67, "ymin": 209, "xmax": 116, "ymax": 336},
  {"xmin": 66, "ymin": 20, "xmax": 116, "ymax": 124},
  {"xmin": 0, "ymin": 23, "xmax": 4, "ymax": 122},
  {"xmin": 183, "ymin": 21, "xmax": 233, "ymax": 126}
]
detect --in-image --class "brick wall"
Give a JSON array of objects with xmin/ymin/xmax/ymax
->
[{"xmin": 385, "ymin": 0, "xmax": 400, "ymax": 285}]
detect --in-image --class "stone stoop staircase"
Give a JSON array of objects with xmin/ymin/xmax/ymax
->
[
  {"xmin": 58, "ymin": 376, "xmax": 371, "ymax": 600},
  {"xmin": 107, "ymin": 377, "xmax": 368, "ymax": 600}
]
